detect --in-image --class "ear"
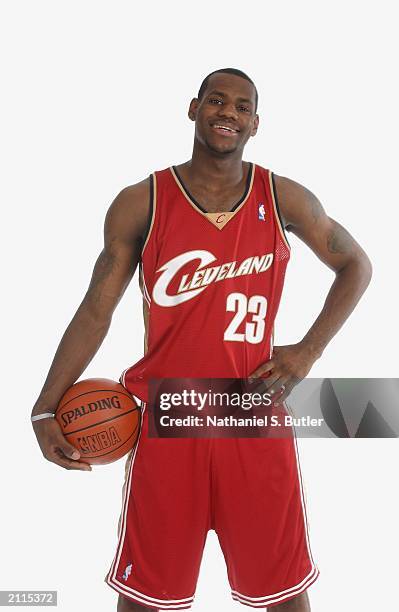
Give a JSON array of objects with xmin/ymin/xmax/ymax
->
[
  {"xmin": 250, "ymin": 114, "xmax": 259, "ymax": 137},
  {"xmin": 188, "ymin": 98, "xmax": 199, "ymax": 121}
]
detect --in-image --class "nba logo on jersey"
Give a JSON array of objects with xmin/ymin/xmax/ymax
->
[
  {"xmin": 122, "ymin": 563, "xmax": 132, "ymax": 581},
  {"xmin": 258, "ymin": 202, "xmax": 266, "ymax": 221}
]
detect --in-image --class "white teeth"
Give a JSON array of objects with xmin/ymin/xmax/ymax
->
[{"xmin": 213, "ymin": 124, "xmax": 237, "ymax": 132}]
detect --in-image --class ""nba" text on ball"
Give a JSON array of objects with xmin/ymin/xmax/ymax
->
[{"xmin": 77, "ymin": 426, "xmax": 122, "ymax": 454}]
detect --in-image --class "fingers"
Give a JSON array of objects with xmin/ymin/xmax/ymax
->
[
  {"xmin": 53, "ymin": 435, "xmax": 92, "ymax": 470},
  {"xmin": 247, "ymin": 362, "xmax": 275, "ymax": 395},
  {"xmin": 268, "ymin": 376, "xmax": 289, "ymax": 396},
  {"xmin": 247, "ymin": 373, "xmax": 296, "ymax": 405},
  {"xmin": 62, "ymin": 444, "xmax": 81, "ymax": 461},
  {"xmin": 274, "ymin": 376, "xmax": 301, "ymax": 404},
  {"xmin": 51, "ymin": 448, "xmax": 92, "ymax": 471},
  {"xmin": 263, "ymin": 373, "xmax": 285, "ymax": 393},
  {"xmin": 249, "ymin": 359, "xmax": 274, "ymax": 380},
  {"xmin": 249, "ymin": 371, "xmax": 281, "ymax": 394},
  {"xmin": 263, "ymin": 376, "xmax": 290, "ymax": 406},
  {"xmin": 248, "ymin": 345, "xmax": 286, "ymax": 379},
  {"xmin": 33, "ymin": 416, "xmax": 91, "ymax": 471}
]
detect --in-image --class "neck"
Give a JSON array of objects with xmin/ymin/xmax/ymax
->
[{"xmin": 185, "ymin": 140, "xmax": 246, "ymax": 188}]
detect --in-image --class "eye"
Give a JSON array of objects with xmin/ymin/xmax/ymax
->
[
  {"xmin": 238, "ymin": 105, "xmax": 250, "ymax": 113},
  {"xmin": 208, "ymin": 97, "xmax": 223, "ymax": 105}
]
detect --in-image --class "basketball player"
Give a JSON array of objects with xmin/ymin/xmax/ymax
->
[{"xmin": 31, "ymin": 69, "xmax": 372, "ymax": 611}]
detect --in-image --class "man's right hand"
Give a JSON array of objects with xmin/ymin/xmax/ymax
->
[{"xmin": 32, "ymin": 417, "xmax": 92, "ymax": 471}]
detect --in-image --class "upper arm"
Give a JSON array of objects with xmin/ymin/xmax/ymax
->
[
  {"xmin": 273, "ymin": 174, "xmax": 371, "ymax": 274},
  {"xmin": 83, "ymin": 177, "xmax": 151, "ymax": 320}
]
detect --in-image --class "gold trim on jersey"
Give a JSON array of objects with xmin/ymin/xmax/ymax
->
[
  {"xmin": 270, "ymin": 324, "xmax": 275, "ymax": 359},
  {"xmin": 141, "ymin": 172, "xmax": 157, "ymax": 256},
  {"xmin": 139, "ymin": 262, "xmax": 151, "ymax": 305},
  {"xmin": 268, "ymin": 170, "xmax": 291, "ymax": 250},
  {"xmin": 138, "ymin": 263, "xmax": 151, "ymax": 354},
  {"xmin": 142, "ymin": 296, "xmax": 150, "ymax": 354},
  {"xmin": 170, "ymin": 164, "xmax": 255, "ymax": 231}
]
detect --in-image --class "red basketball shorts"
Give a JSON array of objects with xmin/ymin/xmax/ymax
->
[{"xmin": 105, "ymin": 403, "xmax": 319, "ymax": 609}]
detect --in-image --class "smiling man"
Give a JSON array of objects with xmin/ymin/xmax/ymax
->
[{"xmin": 31, "ymin": 68, "xmax": 372, "ymax": 611}]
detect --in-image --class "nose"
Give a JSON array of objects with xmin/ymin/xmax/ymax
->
[{"xmin": 217, "ymin": 102, "xmax": 239, "ymax": 121}]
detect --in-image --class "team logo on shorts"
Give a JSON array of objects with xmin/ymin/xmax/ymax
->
[
  {"xmin": 122, "ymin": 563, "xmax": 133, "ymax": 581},
  {"xmin": 258, "ymin": 202, "xmax": 266, "ymax": 221}
]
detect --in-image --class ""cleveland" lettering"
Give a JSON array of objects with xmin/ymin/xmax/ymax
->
[{"xmin": 152, "ymin": 250, "xmax": 274, "ymax": 307}]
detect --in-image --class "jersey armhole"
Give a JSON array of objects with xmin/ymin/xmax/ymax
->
[
  {"xmin": 270, "ymin": 171, "xmax": 291, "ymax": 250},
  {"xmin": 141, "ymin": 172, "xmax": 157, "ymax": 257}
]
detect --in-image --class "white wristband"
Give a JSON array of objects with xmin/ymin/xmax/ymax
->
[{"xmin": 31, "ymin": 413, "xmax": 55, "ymax": 422}]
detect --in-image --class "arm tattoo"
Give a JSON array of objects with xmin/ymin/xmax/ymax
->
[
  {"xmin": 87, "ymin": 243, "xmax": 117, "ymax": 306},
  {"xmin": 327, "ymin": 222, "xmax": 354, "ymax": 254}
]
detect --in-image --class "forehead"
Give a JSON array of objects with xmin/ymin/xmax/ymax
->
[{"xmin": 203, "ymin": 73, "xmax": 256, "ymax": 105}]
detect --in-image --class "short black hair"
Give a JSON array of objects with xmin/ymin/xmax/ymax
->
[{"xmin": 197, "ymin": 68, "xmax": 258, "ymax": 112}]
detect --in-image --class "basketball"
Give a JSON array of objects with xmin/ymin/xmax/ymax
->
[{"xmin": 55, "ymin": 378, "xmax": 140, "ymax": 465}]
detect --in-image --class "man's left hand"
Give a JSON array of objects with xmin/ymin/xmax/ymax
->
[{"xmin": 248, "ymin": 343, "xmax": 319, "ymax": 403}]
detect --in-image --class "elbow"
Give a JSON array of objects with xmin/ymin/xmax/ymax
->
[
  {"xmin": 348, "ymin": 251, "xmax": 373, "ymax": 292},
  {"xmin": 360, "ymin": 252, "xmax": 373, "ymax": 287}
]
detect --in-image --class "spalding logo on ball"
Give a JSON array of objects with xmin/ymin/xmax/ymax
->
[{"xmin": 55, "ymin": 378, "xmax": 141, "ymax": 464}]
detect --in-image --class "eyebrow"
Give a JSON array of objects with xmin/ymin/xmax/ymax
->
[
  {"xmin": 206, "ymin": 90, "xmax": 254, "ymax": 105},
  {"xmin": 236, "ymin": 97, "xmax": 253, "ymax": 105}
]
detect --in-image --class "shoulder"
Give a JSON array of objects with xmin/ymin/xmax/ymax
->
[
  {"xmin": 272, "ymin": 173, "xmax": 324, "ymax": 229},
  {"xmin": 105, "ymin": 176, "xmax": 152, "ymax": 243},
  {"xmin": 273, "ymin": 174, "xmax": 315, "ymax": 200},
  {"xmin": 110, "ymin": 176, "xmax": 151, "ymax": 219}
]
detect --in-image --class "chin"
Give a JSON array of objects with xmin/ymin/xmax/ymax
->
[{"xmin": 206, "ymin": 140, "xmax": 239, "ymax": 155}]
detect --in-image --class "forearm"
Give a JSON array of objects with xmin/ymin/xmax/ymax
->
[
  {"xmin": 299, "ymin": 256, "xmax": 372, "ymax": 359},
  {"xmin": 31, "ymin": 303, "xmax": 112, "ymax": 416}
]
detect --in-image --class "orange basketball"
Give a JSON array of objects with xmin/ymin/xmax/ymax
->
[{"xmin": 55, "ymin": 378, "xmax": 140, "ymax": 465}]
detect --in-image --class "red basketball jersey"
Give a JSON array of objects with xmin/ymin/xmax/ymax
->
[
  {"xmin": 106, "ymin": 165, "xmax": 320, "ymax": 607},
  {"xmin": 121, "ymin": 163, "xmax": 290, "ymax": 402}
]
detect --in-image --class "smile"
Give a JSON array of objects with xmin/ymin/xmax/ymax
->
[{"xmin": 211, "ymin": 124, "xmax": 239, "ymax": 137}]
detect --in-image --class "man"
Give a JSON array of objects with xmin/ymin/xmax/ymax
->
[{"xmin": 31, "ymin": 68, "xmax": 372, "ymax": 611}]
